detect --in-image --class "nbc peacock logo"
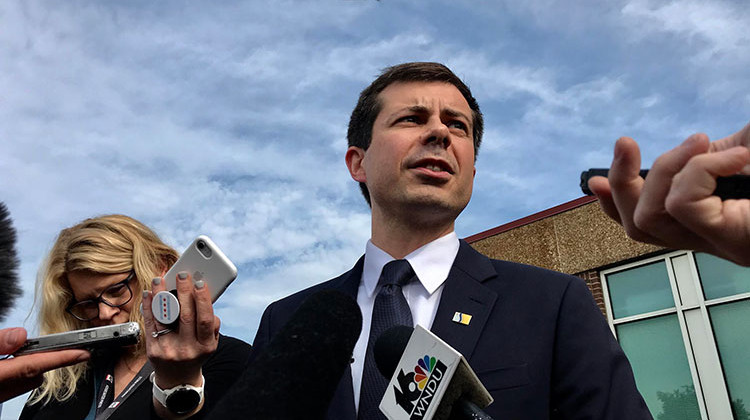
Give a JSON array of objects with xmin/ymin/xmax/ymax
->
[
  {"xmin": 413, "ymin": 356, "xmax": 437, "ymax": 390},
  {"xmin": 392, "ymin": 354, "xmax": 448, "ymax": 419}
]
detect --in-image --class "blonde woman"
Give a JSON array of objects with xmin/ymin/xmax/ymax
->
[{"xmin": 20, "ymin": 215, "xmax": 251, "ymax": 420}]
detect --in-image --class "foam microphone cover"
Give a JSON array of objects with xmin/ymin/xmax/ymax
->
[
  {"xmin": 0, "ymin": 202, "xmax": 21, "ymax": 321},
  {"xmin": 374, "ymin": 325, "xmax": 414, "ymax": 379},
  {"xmin": 208, "ymin": 290, "xmax": 362, "ymax": 420}
]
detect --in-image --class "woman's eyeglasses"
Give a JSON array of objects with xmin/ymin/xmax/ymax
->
[{"xmin": 65, "ymin": 270, "xmax": 136, "ymax": 321}]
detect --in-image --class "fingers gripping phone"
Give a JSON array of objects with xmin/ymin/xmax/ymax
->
[
  {"xmin": 152, "ymin": 235, "xmax": 237, "ymax": 325},
  {"xmin": 14, "ymin": 322, "xmax": 141, "ymax": 355},
  {"xmin": 162, "ymin": 235, "xmax": 238, "ymax": 303}
]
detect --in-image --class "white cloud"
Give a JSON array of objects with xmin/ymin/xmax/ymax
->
[
  {"xmin": 620, "ymin": 0, "xmax": 750, "ymax": 102},
  {"xmin": 621, "ymin": 0, "xmax": 748, "ymax": 56}
]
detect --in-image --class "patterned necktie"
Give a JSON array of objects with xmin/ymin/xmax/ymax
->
[{"xmin": 358, "ymin": 259, "xmax": 415, "ymax": 420}]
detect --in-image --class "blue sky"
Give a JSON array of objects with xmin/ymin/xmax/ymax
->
[{"xmin": 1, "ymin": 0, "xmax": 749, "ymax": 417}]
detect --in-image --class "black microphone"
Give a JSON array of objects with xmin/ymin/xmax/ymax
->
[
  {"xmin": 375, "ymin": 326, "xmax": 495, "ymax": 420},
  {"xmin": 207, "ymin": 290, "xmax": 362, "ymax": 420},
  {"xmin": 0, "ymin": 202, "xmax": 22, "ymax": 322}
]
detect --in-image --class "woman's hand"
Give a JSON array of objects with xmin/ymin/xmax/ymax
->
[{"xmin": 142, "ymin": 271, "xmax": 220, "ymax": 416}]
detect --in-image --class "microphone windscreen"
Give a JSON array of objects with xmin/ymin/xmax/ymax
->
[
  {"xmin": 373, "ymin": 325, "xmax": 413, "ymax": 379},
  {"xmin": 208, "ymin": 290, "xmax": 362, "ymax": 420},
  {"xmin": 0, "ymin": 202, "xmax": 21, "ymax": 321}
]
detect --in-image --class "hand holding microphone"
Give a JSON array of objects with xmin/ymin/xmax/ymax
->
[
  {"xmin": 587, "ymin": 121, "xmax": 750, "ymax": 266},
  {"xmin": 0, "ymin": 328, "xmax": 90, "ymax": 403}
]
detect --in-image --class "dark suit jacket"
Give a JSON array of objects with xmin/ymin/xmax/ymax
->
[{"xmin": 253, "ymin": 241, "xmax": 653, "ymax": 419}]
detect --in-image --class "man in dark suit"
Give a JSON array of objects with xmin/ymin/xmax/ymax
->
[{"xmin": 252, "ymin": 62, "xmax": 652, "ymax": 419}]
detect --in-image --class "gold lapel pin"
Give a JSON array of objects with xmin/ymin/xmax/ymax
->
[{"xmin": 452, "ymin": 311, "xmax": 472, "ymax": 325}]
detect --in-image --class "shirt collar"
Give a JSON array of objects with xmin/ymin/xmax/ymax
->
[{"xmin": 363, "ymin": 232, "xmax": 460, "ymax": 297}]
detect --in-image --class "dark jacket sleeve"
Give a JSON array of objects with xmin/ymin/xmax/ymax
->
[
  {"xmin": 550, "ymin": 278, "xmax": 653, "ymax": 419},
  {"xmin": 249, "ymin": 304, "xmax": 274, "ymax": 363},
  {"xmin": 191, "ymin": 334, "xmax": 253, "ymax": 419}
]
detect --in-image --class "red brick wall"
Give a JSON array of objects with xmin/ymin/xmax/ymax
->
[{"xmin": 576, "ymin": 270, "xmax": 606, "ymax": 316}]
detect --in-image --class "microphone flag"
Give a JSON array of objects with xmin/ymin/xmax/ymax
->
[{"xmin": 379, "ymin": 325, "xmax": 492, "ymax": 420}]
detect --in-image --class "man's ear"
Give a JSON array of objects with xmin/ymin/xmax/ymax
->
[{"xmin": 345, "ymin": 146, "xmax": 367, "ymax": 183}]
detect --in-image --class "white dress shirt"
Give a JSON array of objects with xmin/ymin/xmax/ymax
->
[{"xmin": 351, "ymin": 231, "xmax": 460, "ymax": 411}]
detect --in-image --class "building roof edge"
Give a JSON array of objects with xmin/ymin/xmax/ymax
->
[{"xmin": 464, "ymin": 195, "xmax": 598, "ymax": 243}]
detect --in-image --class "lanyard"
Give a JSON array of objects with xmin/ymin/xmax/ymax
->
[{"xmin": 95, "ymin": 360, "xmax": 154, "ymax": 420}]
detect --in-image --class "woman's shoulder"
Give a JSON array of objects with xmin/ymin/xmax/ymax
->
[
  {"xmin": 18, "ymin": 372, "xmax": 94, "ymax": 420},
  {"xmin": 203, "ymin": 334, "xmax": 252, "ymax": 372},
  {"xmin": 216, "ymin": 334, "xmax": 251, "ymax": 353}
]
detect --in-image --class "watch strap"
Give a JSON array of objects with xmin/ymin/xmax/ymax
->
[{"xmin": 150, "ymin": 371, "xmax": 205, "ymax": 414}]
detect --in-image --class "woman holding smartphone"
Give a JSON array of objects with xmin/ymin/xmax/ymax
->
[{"xmin": 20, "ymin": 215, "xmax": 251, "ymax": 420}]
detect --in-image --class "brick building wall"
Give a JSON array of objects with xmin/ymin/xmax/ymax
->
[
  {"xmin": 575, "ymin": 269, "xmax": 605, "ymax": 316},
  {"xmin": 466, "ymin": 197, "xmax": 665, "ymax": 319}
]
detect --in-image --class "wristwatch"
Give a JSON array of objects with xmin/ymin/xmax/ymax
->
[{"xmin": 150, "ymin": 371, "xmax": 205, "ymax": 415}]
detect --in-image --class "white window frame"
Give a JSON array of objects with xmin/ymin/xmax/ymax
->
[{"xmin": 600, "ymin": 250, "xmax": 735, "ymax": 420}]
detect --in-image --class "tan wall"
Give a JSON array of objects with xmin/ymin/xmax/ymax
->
[{"xmin": 469, "ymin": 201, "xmax": 664, "ymax": 275}]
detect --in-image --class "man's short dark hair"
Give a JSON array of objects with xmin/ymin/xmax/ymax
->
[{"xmin": 347, "ymin": 62, "xmax": 484, "ymax": 206}]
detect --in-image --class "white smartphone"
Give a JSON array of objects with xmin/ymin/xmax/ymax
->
[
  {"xmin": 163, "ymin": 235, "xmax": 238, "ymax": 303},
  {"xmin": 14, "ymin": 322, "xmax": 141, "ymax": 355}
]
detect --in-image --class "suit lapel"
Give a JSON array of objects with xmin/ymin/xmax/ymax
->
[
  {"xmin": 430, "ymin": 241, "xmax": 498, "ymax": 361},
  {"xmin": 327, "ymin": 243, "xmax": 499, "ymax": 419},
  {"xmin": 326, "ymin": 256, "xmax": 363, "ymax": 420},
  {"xmin": 330, "ymin": 256, "xmax": 363, "ymax": 298}
]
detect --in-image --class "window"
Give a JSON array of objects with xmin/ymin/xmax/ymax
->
[{"xmin": 601, "ymin": 251, "xmax": 750, "ymax": 420}]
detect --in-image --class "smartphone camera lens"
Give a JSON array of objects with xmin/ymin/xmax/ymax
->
[{"xmin": 197, "ymin": 240, "xmax": 212, "ymax": 258}]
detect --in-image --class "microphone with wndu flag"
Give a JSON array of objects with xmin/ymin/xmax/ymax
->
[{"xmin": 374, "ymin": 325, "xmax": 495, "ymax": 420}]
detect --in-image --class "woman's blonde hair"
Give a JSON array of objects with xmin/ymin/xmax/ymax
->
[{"xmin": 29, "ymin": 215, "xmax": 178, "ymax": 405}]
